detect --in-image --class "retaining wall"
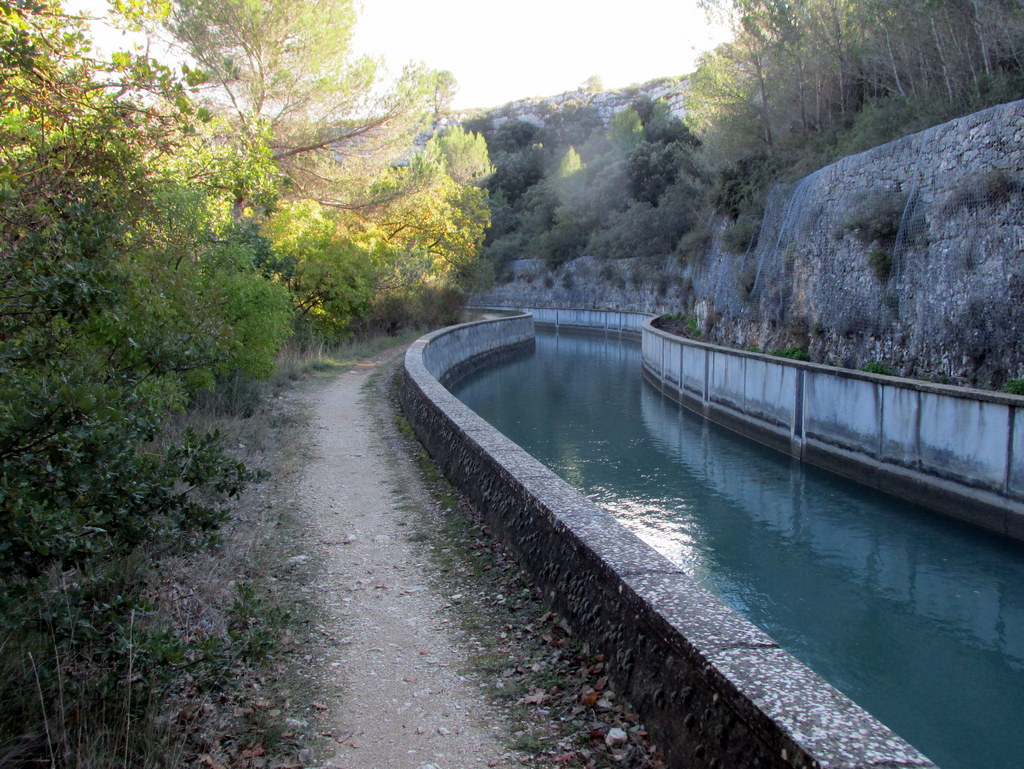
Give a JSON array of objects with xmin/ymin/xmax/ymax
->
[
  {"xmin": 398, "ymin": 313, "xmax": 937, "ymax": 769},
  {"xmin": 472, "ymin": 305, "xmax": 649, "ymax": 335},
  {"xmin": 643, "ymin": 318, "xmax": 1024, "ymax": 541}
]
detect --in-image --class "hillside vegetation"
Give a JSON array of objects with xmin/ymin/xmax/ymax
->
[
  {"xmin": 473, "ymin": 0, "xmax": 1024, "ymax": 276},
  {"xmin": 465, "ymin": 97, "xmax": 707, "ymax": 278}
]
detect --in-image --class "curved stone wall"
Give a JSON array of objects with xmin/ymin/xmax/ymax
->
[
  {"xmin": 397, "ymin": 314, "xmax": 937, "ymax": 769},
  {"xmin": 643, "ymin": 317, "xmax": 1024, "ymax": 541}
]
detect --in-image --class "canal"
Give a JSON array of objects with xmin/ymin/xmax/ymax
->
[{"xmin": 451, "ymin": 326, "xmax": 1024, "ymax": 769}]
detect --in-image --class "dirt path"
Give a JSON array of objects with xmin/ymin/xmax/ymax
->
[{"xmin": 297, "ymin": 350, "xmax": 520, "ymax": 769}]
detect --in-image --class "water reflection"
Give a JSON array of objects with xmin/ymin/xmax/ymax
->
[
  {"xmin": 452, "ymin": 327, "xmax": 1024, "ymax": 769},
  {"xmin": 640, "ymin": 384, "xmax": 1024, "ymax": 670}
]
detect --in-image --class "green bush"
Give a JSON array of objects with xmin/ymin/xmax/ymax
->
[
  {"xmin": 710, "ymin": 153, "xmax": 778, "ymax": 220},
  {"xmin": 868, "ymin": 248, "xmax": 894, "ymax": 281},
  {"xmin": 843, "ymin": 189, "xmax": 906, "ymax": 249},
  {"xmin": 722, "ymin": 215, "xmax": 760, "ymax": 253},
  {"xmin": 766, "ymin": 346, "xmax": 811, "ymax": 361},
  {"xmin": 941, "ymin": 169, "xmax": 1022, "ymax": 215},
  {"xmin": 676, "ymin": 228, "xmax": 712, "ymax": 267},
  {"xmin": 1002, "ymin": 379, "xmax": 1024, "ymax": 395},
  {"xmin": 862, "ymin": 360, "xmax": 897, "ymax": 376}
]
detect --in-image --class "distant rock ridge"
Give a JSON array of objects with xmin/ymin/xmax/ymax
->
[{"xmin": 472, "ymin": 76, "xmax": 688, "ymax": 128}]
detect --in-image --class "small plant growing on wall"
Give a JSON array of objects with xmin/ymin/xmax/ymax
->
[
  {"xmin": 941, "ymin": 169, "xmax": 1022, "ymax": 215},
  {"xmin": 861, "ymin": 360, "xmax": 896, "ymax": 376},
  {"xmin": 843, "ymin": 189, "xmax": 906, "ymax": 281},
  {"xmin": 739, "ymin": 261, "xmax": 759, "ymax": 300},
  {"xmin": 844, "ymin": 189, "xmax": 905, "ymax": 246},
  {"xmin": 656, "ymin": 313, "xmax": 702, "ymax": 339},
  {"xmin": 722, "ymin": 214, "xmax": 760, "ymax": 254},
  {"xmin": 868, "ymin": 248, "xmax": 894, "ymax": 280},
  {"xmin": 686, "ymin": 315, "xmax": 701, "ymax": 338},
  {"xmin": 1002, "ymin": 379, "xmax": 1024, "ymax": 395}
]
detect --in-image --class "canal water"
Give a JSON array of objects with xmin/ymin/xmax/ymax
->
[{"xmin": 450, "ymin": 326, "xmax": 1024, "ymax": 769}]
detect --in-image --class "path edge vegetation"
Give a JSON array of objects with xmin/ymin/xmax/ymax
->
[{"xmin": 0, "ymin": 0, "xmax": 491, "ymax": 764}]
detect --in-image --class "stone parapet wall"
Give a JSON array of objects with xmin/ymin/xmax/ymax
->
[
  {"xmin": 471, "ymin": 305, "xmax": 650, "ymax": 335},
  {"xmin": 398, "ymin": 313, "xmax": 938, "ymax": 769}
]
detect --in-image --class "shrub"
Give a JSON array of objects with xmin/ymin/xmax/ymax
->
[
  {"xmin": 766, "ymin": 346, "xmax": 811, "ymax": 361},
  {"xmin": 711, "ymin": 153, "xmax": 778, "ymax": 220},
  {"xmin": 1002, "ymin": 379, "xmax": 1024, "ymax": 395},
  {"xmin": 843, "ymin": 189, "xmax": 906, "ymax": 250},
  {"xmin": 357, "ymin": 285, "xmax": 464, "ymax": 336},
  {"xmin": 862, "ymin": 360, "xmax": 897, "ymax": 376},
  {"xmin": 676, "ymin": 227, "xmax": 712, "ymax": 266},
  {"xmin": 656, "ymin": 313, "xmax": 702, "ymax": 339},
  {"xmin": 941, "ymin": 169, "xmax": 1022, "ymax": 215},
  {"xmin": 868, "ymin": 248, "xmax": 894, "ymax": 280},
  {"xmin": 739, "ymin": 261, "xmax": 759, "ymax": 300},
  {"xmin": 722, "ymin": 214, "xmax": 759, "ymax": 253}
]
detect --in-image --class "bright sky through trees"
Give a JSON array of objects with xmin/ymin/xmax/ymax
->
[
  {"xmin": 352, "ymin": 0, "xmax": 729, "ymax": 109},
  {"xmin": 70, "ymin": 0, "xmax": 727, "ymax": 111}
]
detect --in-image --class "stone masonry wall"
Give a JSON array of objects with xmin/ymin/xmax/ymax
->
[{"xmin": 398, "ymin": 316, "xmax": 938, "ymax": 769}]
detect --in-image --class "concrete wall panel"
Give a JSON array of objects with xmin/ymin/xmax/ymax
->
[
  {"xmin": 918, "ymin": 394, "xmax": 1008, "ymax": 489},
  {"xmin": 744, "ymin": 358, "xmax": 796, "ymax": 427},
  {"xmin": 682, "ymin": 344, "xmax": 706, "ymax": 396},
  {"xmin": 711, "ymin": 351, "xmax": 746, "ymax": 411},
  {"xmin": 881, "ymin": 386, "xmax": 920, "ymax": 465},
  {"xmin": 1010, "ymin": 409, "xmax": 1024, "ymax": 497},
  {"xmin": 805, "ymin": 373, "xmax": 880, "ymax": 454},
  {"xmin": 665, "ymin": 338, "xmax": 682, "ymax": 386}
]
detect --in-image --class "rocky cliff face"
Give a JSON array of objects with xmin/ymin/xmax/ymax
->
[{"xmin": 475, "ymin": 100, "xmax": 1024, "ymax": 388}]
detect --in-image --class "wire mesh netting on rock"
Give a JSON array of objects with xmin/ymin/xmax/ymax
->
[{"xmin": 687, "ymin": 100, "xmax": 1024, "ymax": 389}]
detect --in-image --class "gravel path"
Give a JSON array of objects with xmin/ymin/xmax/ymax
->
[{"xmin": 298, "ymin": 351, "xmax": 520, "ymax": 769}]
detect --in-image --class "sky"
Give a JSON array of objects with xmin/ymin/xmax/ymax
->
[
  {"xmin": 70, "ymin": 0, "xmax": 731, "ymax": 112},
  {"xmin": 351, "ymin": 0, "xmax": 731, "ymax": 110}
]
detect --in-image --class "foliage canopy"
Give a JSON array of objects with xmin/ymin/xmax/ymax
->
[{"xmin": 0, "ymin": 0, "xmax": 493, "ymax": 762}]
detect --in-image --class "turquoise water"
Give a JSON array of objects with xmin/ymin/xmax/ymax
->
[{"xmin": 451, "ymin": 327, "xmax": 1024, "ymax": 769}]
